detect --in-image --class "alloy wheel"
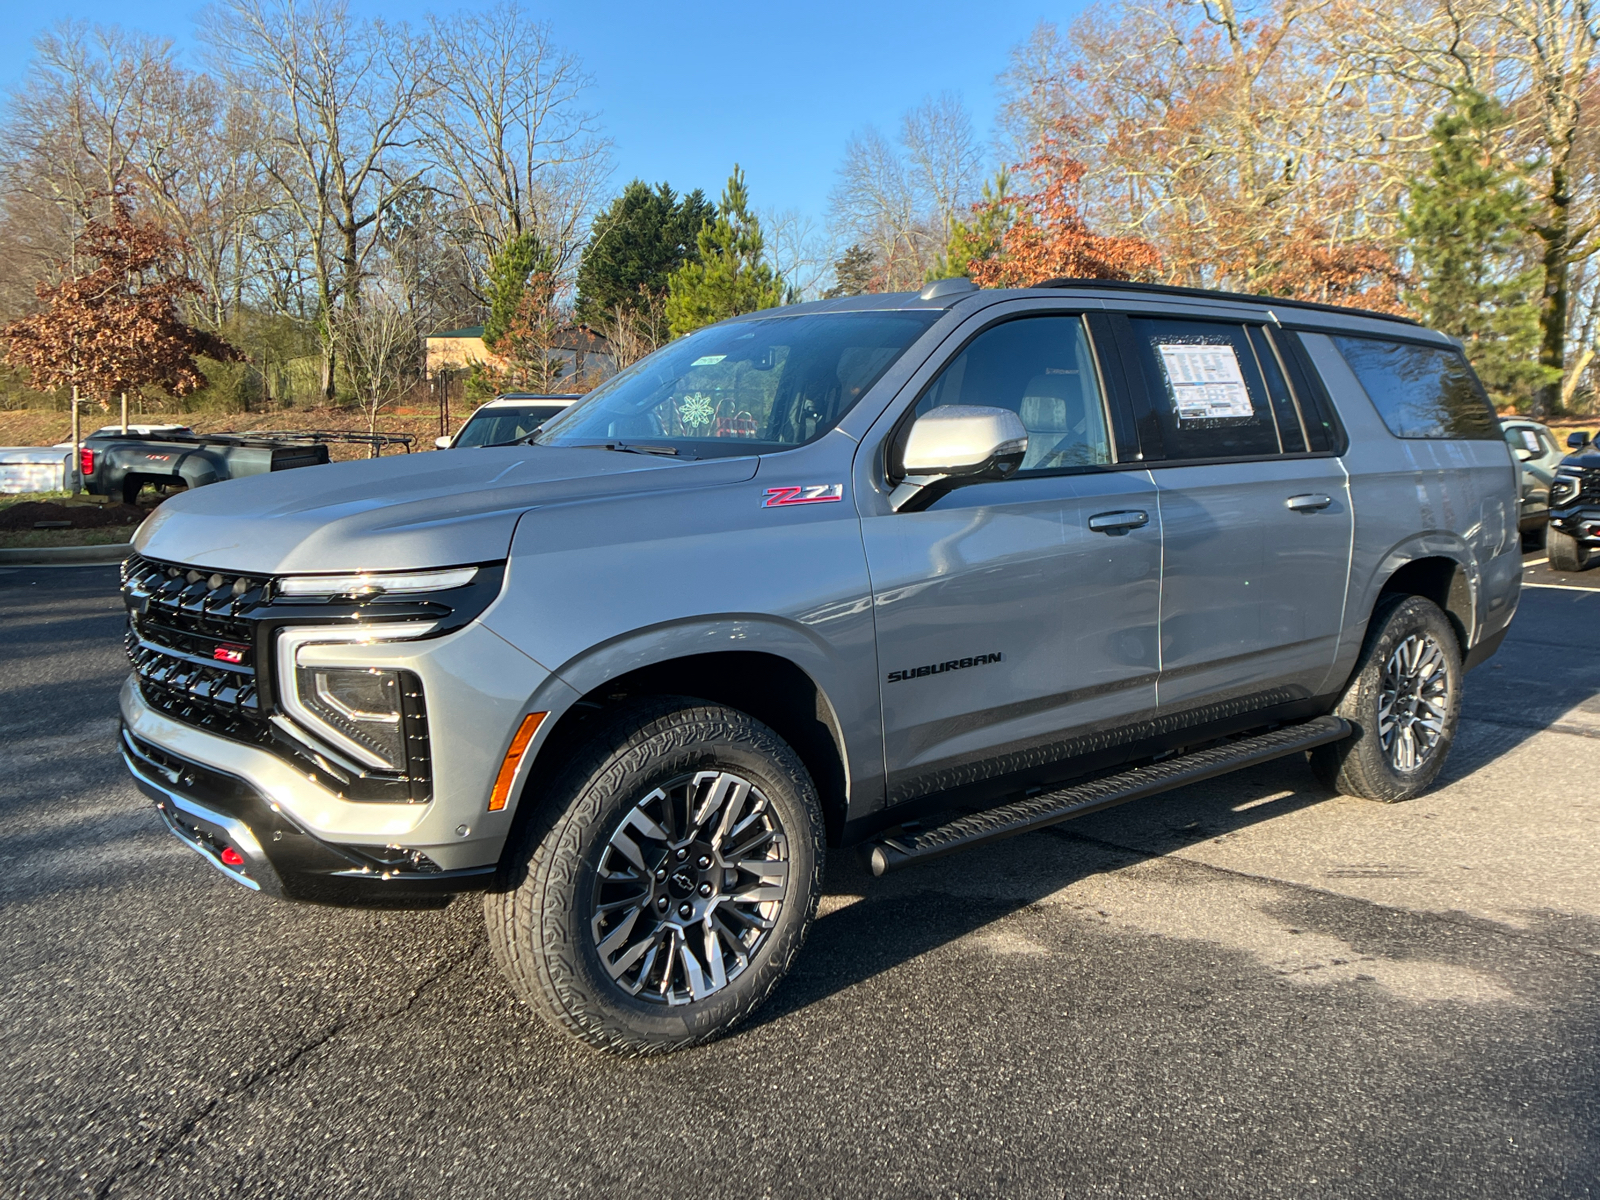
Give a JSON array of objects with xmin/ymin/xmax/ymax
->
[
  {"xmin": 1378, "ymin": 632, "xmax": 1451, "ymax": 772},
  {"xmin": 589, "ymin": 770, "xmax": 789, "ymax": 1006}
]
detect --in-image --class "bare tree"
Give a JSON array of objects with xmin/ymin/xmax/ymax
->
[
  {"xmin": 339, "ymin": 264, "xmax": 420, "ymax": 439},
  {"xmin": 203, "ymin": 0, "xmax": 435, "ymax": 399},
  {"xmin": 829, "ymin": 92, "xmax": 982, "ymax": 290},
  {"xmin": 424, "ymin": 3, "xmax": 609, "ymax": 286}
]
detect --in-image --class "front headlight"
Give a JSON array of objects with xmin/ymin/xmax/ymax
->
[
  {"xmin": 1551, "ymin": 473, "xmax": 1581, "ymax": 505},
  {"xmin": 276, "ymin": 623, "xmax": 434, "ymax": 774},
  {"xmin": 299, "ymin": 667, "xmax": 408, "ymax": 770}
]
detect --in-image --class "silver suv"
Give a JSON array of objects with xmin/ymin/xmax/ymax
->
[{"xmin": 118, "ymin": 279, "xmax": 1521, "ymax": 1053}]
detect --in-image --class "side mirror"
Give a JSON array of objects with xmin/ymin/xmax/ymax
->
[
  {"xmin": 1515, "ymin": 446, "xmax": 1535, "ymax": 462},
  {"xmin": 1568, "ymin": 431, "xmax": 1592, "ymax": 450},
  {"xmin": 891, "ymin": 405, "xmax": 1028, "ymax": 512},
  {"xmin": 434, "ymin": 435, "xmax": 452, "ymax": 449}
]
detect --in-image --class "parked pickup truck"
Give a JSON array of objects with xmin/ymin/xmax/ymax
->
[
  {"xmin": 80, "ymin": 426, "xmax": 413, "ymax": 503},
  {"xmin": 117, "ymin": 277, "xmax": 1520, "ymax": 1055}
]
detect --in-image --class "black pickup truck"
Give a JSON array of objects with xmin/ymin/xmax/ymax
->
[{"xmin": 78, "ymin": 426, "xmax": 413, "ymax": 503}]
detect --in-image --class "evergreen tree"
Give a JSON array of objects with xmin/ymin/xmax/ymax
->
[
  {"xmin": 483, "ymin": 232, "xmax": 553, "ymax": 349},
  {"xmin": 823, "ymin": 244, "xmax": 877, "ymax": 298},
  {"xmin": 930, "ymin": 172, "xmax": 1014, "ymax": 282},
  {"xmin": 575, "ymin": 180, "xmax": 713, "ymax": 327},
  {"xmin": 1403, "ymin": 89, "xmax": 1555, "ymax": 409},
  {"xmin": 664, "ymin": 167, "xmax": 787, "ymax": 337}
]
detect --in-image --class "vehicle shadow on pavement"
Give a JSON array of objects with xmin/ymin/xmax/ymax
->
[{"xmin": 749, "ymin": 757, "xmax": 1344, "ymax": 1031}]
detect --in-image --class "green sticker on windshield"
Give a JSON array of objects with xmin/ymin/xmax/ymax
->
[{"xmin": 691, "ymin": 355, "xmax": 727, "ymax": 366}]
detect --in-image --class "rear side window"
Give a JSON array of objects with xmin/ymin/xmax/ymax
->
[
  {"xmin": 1332, "ymin": 336, "xmax": 1498, "ymax": 440},
  {"xmin": 1128, "ymin": 317, "xmax": 1284, "ymax": 460},
  {"xmin": 911, "ymin": 315, "xmax": 1113, "ymax": 473}
]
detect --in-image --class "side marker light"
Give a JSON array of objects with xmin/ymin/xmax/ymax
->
[
  {"xmin": 220, "ymin": 847, "xmax": 245, "ymax": 867},
  {"xmin": 488, "ymin": 713, "xmax": 547, "ymax": 812}
]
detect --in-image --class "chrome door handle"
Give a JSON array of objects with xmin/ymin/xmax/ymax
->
[
  {"xmin": 1286, "ymin": 494, "xmax": 1333, "ymax": 512},
  {"xmin": 1087, "ymin": 509, "xmax": 1149, "ymax": 536}
]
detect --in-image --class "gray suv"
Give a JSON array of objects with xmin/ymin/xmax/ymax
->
[{"xmin": 118, "ymin": 279, "xmax": 1520, "ymax": 1053}]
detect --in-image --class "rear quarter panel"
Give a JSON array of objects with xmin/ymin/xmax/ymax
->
[{"xmin": 1299, "ymin": 331, "xmax": 1520, "ymax": 688}]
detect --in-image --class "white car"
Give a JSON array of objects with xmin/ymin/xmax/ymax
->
[{"xmin": 436, "ymin": 395, "xmax": 579, "ymax": 449}]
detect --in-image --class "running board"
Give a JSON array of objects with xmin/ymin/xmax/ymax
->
[{"xmin": 867, "ymin": 715, "xmax": 1350, "ymax": 876}]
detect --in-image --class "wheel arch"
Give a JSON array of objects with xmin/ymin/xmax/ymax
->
[
  {"xmin": 1371, "ymin": 548, "xmax": 1476, "ymax": 653},
  {"xmin": 512, "ymin": 634, "xmax": 856, "ymax": 849}
]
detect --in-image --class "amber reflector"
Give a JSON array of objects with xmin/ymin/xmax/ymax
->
[{"xmin": 488, "ymin": 712, "xmax": 547, "ymax": 811}]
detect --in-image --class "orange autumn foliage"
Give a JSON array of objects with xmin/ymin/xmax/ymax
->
[
  {"xmin": 964, "ymin": 124, "xmax": 1160, "ymax": 288},
  {"xmin": 2, "ymin": 194, "xmax": 238, "ymax": 403}
]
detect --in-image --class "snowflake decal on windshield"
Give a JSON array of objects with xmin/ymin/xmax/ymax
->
[{"xmin": 678, "ymin": 392, "xmax": 715, "ymax": 429}]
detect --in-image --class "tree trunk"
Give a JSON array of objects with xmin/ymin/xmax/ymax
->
[{"xmin": 1534, "ymin": 158, "xmax": 1571, "ymax": 419}]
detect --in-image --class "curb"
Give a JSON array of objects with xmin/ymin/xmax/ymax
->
[{"xmin": 0, "ymin": 542, "xmax": 132, "ymax": 566}]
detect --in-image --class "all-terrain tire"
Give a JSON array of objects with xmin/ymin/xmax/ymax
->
[
  {"xmin": 484, "ymin": 697, "xmax": 824, "ymax": 1055},
  {"xmin": 1310, "ymin": 594, "xmax": 1463, "ymax": 803},
  {"xmin": 1548, "ymin": 526, "xmax": 1594, "ymax": 573}
]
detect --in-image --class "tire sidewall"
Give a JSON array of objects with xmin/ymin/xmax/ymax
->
[{"xmin": 533, "ymin": 705, "xmax": 823, "ymax": 1049}]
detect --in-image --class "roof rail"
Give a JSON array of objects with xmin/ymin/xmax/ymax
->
[{"xmin": 1032, "ymin": 277, "xmax": 1421, "ymax": 327}]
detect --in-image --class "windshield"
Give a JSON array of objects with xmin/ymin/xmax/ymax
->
[
  {"xmin": 532, "ymin": 311, "xmax": 940, "ymax": 457},
  {"xmin": 455, "ymin": 404, "xmax": 572, "ymax": 447}
]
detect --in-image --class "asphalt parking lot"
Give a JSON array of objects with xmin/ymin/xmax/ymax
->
[{"xmin": 2, "ymin": 555, "xmax": 1598, "ymax": 1199}]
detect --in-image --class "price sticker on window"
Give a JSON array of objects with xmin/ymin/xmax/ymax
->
[{"xmin": 1156, "ymin": 343, "xmax": 1255, "ymax": 422}]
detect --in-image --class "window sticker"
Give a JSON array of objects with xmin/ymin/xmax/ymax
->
[
  {"xmin": 1156, "ymin": 342, "xmax": 1254, "ymax": 422},
  {"xmin": 691, "ymin": 354, "xmax": 727, "ymax": 366}
]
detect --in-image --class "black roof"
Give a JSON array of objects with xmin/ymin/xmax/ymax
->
[{"xmin": 1034, "ymin": 277, "xmax": 1421, "ymax": 327}]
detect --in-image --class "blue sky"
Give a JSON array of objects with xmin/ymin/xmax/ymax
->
[{"xmin": 0, "ymin": 0, "xmax": 1085, "ymax": 229}]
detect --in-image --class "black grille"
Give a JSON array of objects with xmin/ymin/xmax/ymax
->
[
  {"xmin": 122, "ymin": 555, "xmax": 273, "ymax": 744},
  {"xmin": 1558, "ymin": 466, "xmax": 1600, "ymax": 506}
]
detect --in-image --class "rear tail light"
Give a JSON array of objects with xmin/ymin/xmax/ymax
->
[{"xmin": 79, "ymin": 447, "xmax": 95, "ymax": 477}]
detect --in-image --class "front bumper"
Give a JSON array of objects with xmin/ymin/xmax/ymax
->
[
  {"xmin": 118, "ymin": 606, "xmax": 576, "ymax": 902},
  {"xmin": 1549, "ymin": 505, "xmax": 1600, "ymax": 544},
  {"xmin": 123, "ymin": 724, "xmax": 492, "ymax": 902}
]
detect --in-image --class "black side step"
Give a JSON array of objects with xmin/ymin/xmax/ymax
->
[{"xmin": 867, "ymin": 715, "xmax": 1350, "ymax": 876}]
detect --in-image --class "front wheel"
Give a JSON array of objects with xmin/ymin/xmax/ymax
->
[
  {"xmin": 484, "ymin": 698, "xmax": 824, "ymax": 1055},
  {"xmin": 1311, "ymin": 594, "xmax": 1463, "ymax": 803},
  {"xmin": 1549, "ymin": 526, "xmax": 1594, "ymax": 572}
]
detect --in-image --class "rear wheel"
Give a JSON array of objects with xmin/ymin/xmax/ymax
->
[
  {"xmin": 484, "ymin": 698, "xmax": 824, "ymax": 1055},
  {"xmin": 1311, "ymin": 594, "xmax": 1462, "ymax": 803},
  {"xmin": 1549, "ymin": 526, "xmax": 1594, "ymax": 572}
]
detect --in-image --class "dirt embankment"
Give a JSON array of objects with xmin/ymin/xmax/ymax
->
[
  {"xmin": 0, "ymin": 500, "xmax": 148, "ymax": 531},
  {"xmin": 0, "ymin": 408, "xmax": 449, "ymax": 463}
]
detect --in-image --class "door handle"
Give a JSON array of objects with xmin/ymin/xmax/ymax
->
[
  {"xmin": 1286, "ymin": 494, "xmax": 1333, "ymax": 512},
  {"xmin": 1087, "ymin": 509, "xmax": 1150, "ymax": 536}
]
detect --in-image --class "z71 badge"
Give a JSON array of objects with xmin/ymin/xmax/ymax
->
[{"xmin": 763, "ymin": 484, "xmax": 844, "ymax": 508}]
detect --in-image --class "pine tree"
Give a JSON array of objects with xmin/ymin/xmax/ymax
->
[
  {"xmin": 575, "ymin": 180, "xmax": 713, "ymax": 327},
  {"xmin": 483, "ymin": 232, "xmax": 553, "ymax": 349},
  {"xmin": 931, "ymin": 172, "xmax": 1014, "ymax": 282},
  {"xmin": 1403, "ymin": 89, "xmax": 1555, "ymax": 410},
  {"xmin": 664, "ymin": 167, "xmax": 787, "ymax": 337},
  {"xmin": 823, "ymin": 244, "xmax": 878, "ymax": 298}
]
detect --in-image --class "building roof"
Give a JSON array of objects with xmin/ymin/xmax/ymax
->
[{"xmin": 428, "ymin": 325, "xmax": 485, "ymax": 340}]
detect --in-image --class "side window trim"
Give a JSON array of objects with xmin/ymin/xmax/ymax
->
[
  {"xmin": 1246, "ymin": 325, "xmax": 1306, "ymax": 454},
  {"xmin": 1103, "ymin": 313, "xmax": 1168, "ymax": 461},
  {"xmin": 1083, "ymin": 312, "xmax": 1142, "ymax": 462},
  {"xmin": 1270, "ymin": 328, "xmax": 1349, "ymax": 455}
]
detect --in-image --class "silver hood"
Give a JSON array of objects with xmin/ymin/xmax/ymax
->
[{"xmin": 133, "ymin": 446, "xmax": 759, "ymax": 574}]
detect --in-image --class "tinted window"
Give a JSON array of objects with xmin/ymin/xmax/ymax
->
[
  {"xmin": 536, "ymin": 311, "xmax": 940, "ymax": 458},
  {"xmin": 910, "ymin": 316, "xmax": 1112, "ymax": 472},
  {"xmin": 1248, "ymin": 327, "xmax": 1307, "ymax": 454},
  {"xmin": 1130, "ymin": 318, "xmax": 1283, "ymax": 460},
  {"xmin": 1332, "ymin": 336, "xmax": 1498, "ymax": 440},
  {"xmin": 454, "ymin": 404, "xmax": 570, "ymax": 447}
]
